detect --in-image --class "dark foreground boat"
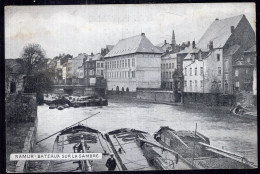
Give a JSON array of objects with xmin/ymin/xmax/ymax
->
[
  {"xmin": 48, "ymin": 124, "xmax": 121, "ymax": 172},
  {"xmin": 105, "ymin": 128, "xmax": 192, "ymax": 170},
  {"xmin": 154, "ymin": 126, "xmax": 257, "ymax": 169}
]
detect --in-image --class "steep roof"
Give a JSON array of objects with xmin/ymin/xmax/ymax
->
[
  {"xmin": 178, "ymin": 45, "xmax": 193, "ymax": 54},
  {"xmin": 197, "ymin": 14, "xmax": 244, "ymax": 50},
  {"xmin": 223, "ymin": 45, "xmax": 240, "ymax": 57},
  {"xmin": 244, "ymin": 44, "xmax": 256, "ymax": 53},
  {"xmin": 105, "ymin": 33, "xmax": 162, "ymax": 58},
  {"xmin": 156, "ymin": 46, "xmax": 164, "ymax": 52}
]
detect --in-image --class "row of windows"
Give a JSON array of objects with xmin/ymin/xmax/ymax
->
[
  {"xmin": 161, "ymin": 72, "xmax": 173, "ymax": 79},
  {"xmin": 161, "ymin": 63, "xmax": 175, "ymax": 69},
  {"xmin": 96, "ymin": 62, "xmax": 104, "ymax": 68},
  {"xmin": 184, "ymin": 80, "xmax": 204, "ymax": 88},
  {"xmin": 235, "ymin": 69, "xmax": 249, "ymax": 77},
  {"xmin": 107, "ymin": 71, "xmax": 135, "ymax": 79},
  {"xmin": 96, "ymin": 70, "xmax": 104, "ymax": 76},
  {"xmin": 106, "ymin": 59, "xmax": 135, "ymax": 69},
  {"xmin": 184, "ymin": 67, "xmax": 221, "ymax": 76},
  {"xmin": 184, "ymin": 80, "xmax": 222, "ymax": 88},
  {"xmin": 184, "ymin": 67, "xmax": 203, "ymax": 76}
]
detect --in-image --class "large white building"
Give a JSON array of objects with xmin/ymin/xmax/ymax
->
[{"xmin": 104, "ymin": 33, "xmax": 162, "ymax": 92}]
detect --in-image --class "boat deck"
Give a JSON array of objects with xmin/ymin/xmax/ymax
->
[
  {"xmin": 107, "ymin": 129, "xmax": 191, "ymax": 170},
  {"xmin": 108, "ymin": 131, "xmax": 157, "ymax": 171},
  {"xmin": 49, "ymin": 130, "xmax": 121, "ymax": 172}
]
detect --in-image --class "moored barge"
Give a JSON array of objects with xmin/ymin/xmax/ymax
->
[
  {"xmin": 48, "ymin": 124, "xmax": 121, "ymax": 172},
  {"xmin": 105, "ymin": 128, "xmax": 192, "ymax": 170},
  {"xmin": 154, "ymin": 126, "xmax": 257, "ymax": 169}
]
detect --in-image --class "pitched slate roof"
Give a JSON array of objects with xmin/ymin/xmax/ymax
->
[
  {"xmin": 244, "ymin": 45, "xmax": 256, "ymax": 53},
  {"xmin": 197, "ymin": 14, "xmax": 244, "ymax": 50},
  {"xmin": 223, "ymin": 45, "xmax": 240, "ymax": 57},
  {"xmin": 105, "ymin": 33, "xmax": 162, "ymax": 58},
  {"xmin": 177, "ymin": 45, "xmax": 193, "ymax": 54},
  {"xmin": 156, "ymin": 46, "xmax": 164, "ymax": 52}
]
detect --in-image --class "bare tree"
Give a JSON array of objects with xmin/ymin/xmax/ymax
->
[{"xmin": 21, "ymin": 43, "xmax": 46, "ymax": 75}]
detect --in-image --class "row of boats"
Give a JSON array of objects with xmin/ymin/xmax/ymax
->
[
  {"xmin": 44, "ymin": 94, "xmax": 108, "ymax": 110},
  {"xmin": 42, "ymin": 116, "xmax": 256, "ymax": 172}
]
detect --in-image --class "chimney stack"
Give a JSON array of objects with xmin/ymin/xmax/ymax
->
[
  {"xmin": 192, "ymin": 41, "xmax": 196, "ymax": 49},
  {"xmin": 164, "ymin": 40, "xmax": 167, "ymax": 44},
  {"xmin": 209, "ymin": 41, "xmax": 213, "ymax": 50},
  {"xmin": 231, "ymin": 26, "xmax": 235, "ymax": 33},
  {"xmin": 91, "ymin": 52, "xmax": 94, "ymax": 56}
]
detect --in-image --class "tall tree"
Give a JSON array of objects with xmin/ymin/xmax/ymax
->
[{"xmin": 21, "ymin": 43, "xmax": 46, "ymax": 75}]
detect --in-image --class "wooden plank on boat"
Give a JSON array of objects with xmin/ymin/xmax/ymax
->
[{"xmin": 166, "ymin": 130, "xmax": 190, "ymax": 148}]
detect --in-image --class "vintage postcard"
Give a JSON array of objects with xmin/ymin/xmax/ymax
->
[{"xmin": 5, "ymin": 3, "xmax": 257, "ymax": 172}]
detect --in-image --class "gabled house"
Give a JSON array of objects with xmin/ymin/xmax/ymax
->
[
  {"xmin": 182, "ymin": 14, "xmax": 255, "ymax": 98},
  {"xmin": 84, "ymin": 53, "xmax": 105, "ymax": 87},
  {"xmin": 156, "ymin": 40, "xmax": 172, "ymax": 53},
  {"xmin": 104, "ymin": 33, "xmax": 162, "ymax": 93}
]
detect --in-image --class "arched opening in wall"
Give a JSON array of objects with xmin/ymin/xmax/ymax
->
[
  {"xmin": 126, "ymin": 87, "xmax": 129, "ymax": 93},
  {"xmin": 10, "ymin": 81, "xmax": 16, "ymax": 93},
  {"xmin": 121, "ymin": 87, "xmax": 124, "ymax": 94},
  {"xmin": 116, "ymin": 86, "xmax": 119, "ymax": 94}
]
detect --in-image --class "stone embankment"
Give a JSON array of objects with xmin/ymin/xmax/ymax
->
[{"xmin": 5, "ymin": 93, "xmax": 38, "ymax": 173}]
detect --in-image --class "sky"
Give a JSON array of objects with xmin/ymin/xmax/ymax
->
[{"xmin": 5, "ymin": 3, "xmax": 256, "ymax": 59}]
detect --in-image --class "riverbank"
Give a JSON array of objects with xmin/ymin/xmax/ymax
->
[
  {"xmin": 6, "ymin": 122, "xmax": 34, "ymax": 172},
  {"xmin": 5, "ymin": 93, "xmax": 38, "ymax": 172},
  {"xmin": 107, "ymin": 95, "xmax": 232, "ymax": 112}
]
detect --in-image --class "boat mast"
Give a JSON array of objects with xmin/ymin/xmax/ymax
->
[
  {"xmin": 191, "ymin": 123, "xmax": 197, "ymax": 169},
  {"xmin": 36, "ymin": 112, "xmax": 100, "ymax": 144}
]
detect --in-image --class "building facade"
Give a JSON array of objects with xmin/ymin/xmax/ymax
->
[
  {"xmin": 84, "ymin": 53, "xmax": 105, "ymax": 87},
  {"xmin": 161, "ymin": 53, "xmax": 177, "ymax": 89},
  {"xmin": 104, "ymin": 33, "xmax": 162, "ymax": 92},
  {"xmin": 182, "ymin": 14, "xmax": 255, "ymax": 96}
]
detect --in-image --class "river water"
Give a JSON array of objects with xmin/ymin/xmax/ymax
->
[{"xmin": 33, "ymin": 97, "xmax": 257, "ymax": 171}]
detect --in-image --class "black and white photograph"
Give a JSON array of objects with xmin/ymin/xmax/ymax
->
[{"xmin": 5, "ymin": 3, "xmax": 257, "ymax": 172}]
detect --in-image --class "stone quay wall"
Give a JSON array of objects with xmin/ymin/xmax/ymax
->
[
  {"xmin": 15, "ymin": 118, "xmax": 38, "ymax": 173},
  {"xmin": 5, "ymin": 93, "xmax": 38, "ymax": 173},
  {"xmin": 136, "ymin": 90, "xmax": 176, "ymax": 103}
]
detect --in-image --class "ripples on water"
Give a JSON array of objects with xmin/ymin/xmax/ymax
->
[{"xmin": 35, "ymin": 98, "xmax": 258, "ymax": 165}]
